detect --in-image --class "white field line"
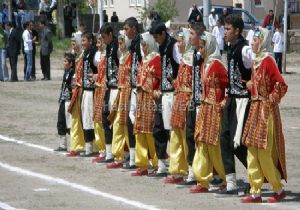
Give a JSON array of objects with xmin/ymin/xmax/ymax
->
[
  {"xmin": 0, "ymin": 201, "xmax": 26, "ymax": 210},
  {"xmin": 0, "ymin": 135, "xmax": 54, "ymax": 153},
  {"xmin": 0, "ymin": 135, "xmax": 163, "ymax": 210}
]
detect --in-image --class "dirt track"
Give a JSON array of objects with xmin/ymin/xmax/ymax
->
[{"xmin": 0, "ymin": 52, "xmax": 299, "ymax": 210}]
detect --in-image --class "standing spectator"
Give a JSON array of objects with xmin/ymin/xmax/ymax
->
[
  {"xmin": 0, "ymin": 23, "xmax": 8, "ymax": 81},
  {"xmin": 39, "ymin": 0, "xmax": 50, "ymax": 22},
  {"xmin": 2, "ymin": 4, "xmax": 9, "ymax": 25},
  {"xmin": 209, "ymin": 8, "xmax": 219, "ymax": 31},
  {"xmin": 64, "ymin": 3, "xmax": 73, "ymax": 37},
  {"xmin": 272, "ymin": 25, "xmax": 284, "ymax": 73},
  {"xmin": 6, "ymin": 21, "xmax": 20, "ymax": 82},
  {"xmin": 73, "ymin": 23, "xmax": 86, "ymax": 50},
  {"xmin": 103, "ymin": 10, "xmax": 108, "ymax": 23},
  {"xmin": 212, "ymin": 19, "xmax": 225, "ymax": 55},
  {"xmin": 188, "ymin": 4, "xmax": 202, "ymax": 23},
  {"xmin": 246, "ymin": 22, "xmax": 256, "ymax": 46},
  {"xmin": 219, "ymin": 8, "xmax": 230, "ymax": 24},
  {"xmin": 31, "ymin": 27, "xmax": 38, "ymax": 80},
  {"xmin": 22, "ymin": 21, "xmax": 36, "ymax": 81},
  {"xmin": 262, "ymin": 10, "xmax": 279, "ymax": 30},
  {"xmin": 110, "ymin": 11, "xmax": 119, "ymax": 23},
  {"xmin": 40, "ymin": 20, "xmax": 52, "ymax": 80}
]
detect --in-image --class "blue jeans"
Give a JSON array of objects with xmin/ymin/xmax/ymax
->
[
  {"xmin": 25, "ymin": 50, "xmax": 32, "ymax": 80},
  {"xmin": 0, "ymin": 48, "xmax": 9, "ymax": 81}
]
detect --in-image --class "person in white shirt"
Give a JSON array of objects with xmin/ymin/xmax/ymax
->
[
  {"xmin": 212, "ymin": 19, "xmax": 224, "ymax": 55},
  {"xmin": 246, "ymin": 22, "xmax": 256, "ymax": 46},
  {"xmin": 22, "ymin": 21, "xmax": 36, "ymax": 81},
  {"xmin": 272, "ymin": 25, "xmax": 283, "ymax": 73},
  {"xmin": 208, "ymin": 9, "xmax": 219, "ymax": 31}
]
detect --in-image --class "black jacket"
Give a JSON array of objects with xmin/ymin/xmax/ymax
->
[{"xmin": 7, "ymin": 28, "xmax": 21, "ymax": 57}]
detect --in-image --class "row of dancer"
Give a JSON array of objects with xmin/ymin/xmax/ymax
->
[{"xmin": 55, "ymin": 14, "xmax": 288, "ymax": 203}]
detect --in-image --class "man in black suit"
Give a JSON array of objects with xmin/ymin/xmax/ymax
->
[{"xmin": 6, "ymin": 22, "xmax": 20, "ymax": 82}]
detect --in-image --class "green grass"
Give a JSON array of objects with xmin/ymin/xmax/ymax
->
[{"xmin": 52, "ymin": 36, "xmax": 71, "ymax": 52}]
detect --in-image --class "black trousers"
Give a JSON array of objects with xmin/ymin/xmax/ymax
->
[
  {"xmin": 153, "ymin": 95, "xmax": 170, "ymax": 159},
  {"xmin": 185, "ymin": 102, "xmax": 198, "ymax": 166},
  {"xmin": 40, "ymin": 53, "xmax": 50, "ymax": 79},
  {"xmin": 220, "ymin": 97, "xmax": 249, "ymax": 175},
  {"xmin": 57, "ymin": 101, "xmax": 70, "ymax": 135},
  {"xmin": 102, "ymin": 88, "xmax": 113, "ymax": 144},
  {"xmin": 9, "ymin": 55, "xmax": 18, "ymax": 81},
  {"xmin": 274, "ymin": 52, "xmax": 282, "ymax": 74},
  {"xmin": 127, "ymin": 114, "xmax": 135, "ymax": 148}
]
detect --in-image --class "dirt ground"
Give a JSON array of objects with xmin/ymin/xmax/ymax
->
[{"xmin": 0, "ymin": 51, "xmax": 299, "ymax": 210}]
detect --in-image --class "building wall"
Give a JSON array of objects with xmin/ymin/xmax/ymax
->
[
  {"xmin": 174, "ymin": 0, "xmax": 233, "ymax": 22},
  {"xmin": 233, "ymin": 0, "xmax": 284, "ymax": 23},
  {"xmin": 97, "ymin": 0, "xmax": 147, "ymax": 22}
]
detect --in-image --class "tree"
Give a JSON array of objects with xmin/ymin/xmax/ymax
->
[{"xmin": 154, "ymin": 0, "xmax": 178, "ymax": 22}]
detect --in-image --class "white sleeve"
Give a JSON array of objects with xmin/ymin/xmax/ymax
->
[
  {"xmin": 172, "ymin": 43, "xmax": 182, "ymax": 64},
  {"xmin": 212, "ymin": 27, "xmax": 217, "ymax": 36},
  {"xmin": 241, "ymin": 46, "xmax": 253, "ymax": 69}
]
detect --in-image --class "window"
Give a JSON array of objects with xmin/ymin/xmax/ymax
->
[
  {"xmin": 103, "ymin": 0, "xmax": 108, "ymax": 7},
  {"xmin": 254, "ymin": 0, "xmax": 262, "ymax": 6},
  {"xmin": 136, "ymin": 0, "xmax": 143, "ymax": 6},
  {"xmin": 129, "ymin": 0, "xmax": 136, "ymax": 6},
  {"xmin": 110, "ymin": 0, "xmax": 114, "ymax": 7}
]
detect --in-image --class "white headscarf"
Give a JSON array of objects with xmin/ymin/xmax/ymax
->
[
  {"xmin": 253, "ymin": 27, "xmax": 273, "ymax": 69},
  {"xmin": 180, "ymin": 28, "xmax": 193, "ymax": 66},
  {"xmin": 200, "ymin": 31, "xmax": 222, "ymax": 68},
  {"xmin": 140, "ymin": 32, "xmax": 159, "ymax": 63},
  {"xmin": 118, "ymin": 30, "xmax": 131, "ymax": 64}
]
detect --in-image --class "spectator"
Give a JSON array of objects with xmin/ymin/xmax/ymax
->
[
  {"xmin": 262, "ymin": 9, "xmax": 279, "ymax": 30},
  {"xmin": 64, "ymin": 3, "xmax": 73, "ymax": 37},
  {"xmin": 6, "ymin": 21, "xmax": 20, "ymax": 82},
  {"xmin": 208, "ymin": 8, "xmax": 219, "ymax": 31},
  {"xmin": 39, "ymin": 0, "xmax": 50, "ymax": 22},
  {"xmin": 23, "ymin": 25, "xmax": 38, "ymax": 80},
  {"xmin": 212, "ymin": 19, "xmax": 224, "ymax": 55},
  {"xmin": 22, "ymin": 21, "xmax": 36, "ymax": 81},
  {"xmin": 219, "ymin": 8, "xmax": 230, "ymax": 24},
  {"xmin": 188, "ymin": 4, "xmax": 202, "ymax": 23},
  {"xmin": 103, "ymin": 10, "xmax": 108, "ymax": 23},
  {"xmin": 111, "ymin": 11, "xmax": 119, "ymax": 23},
  {"xmin": 246, "ymin": 22, "xmax": 256, "ymax": 46},
  {"xmin": 0, "ymin": 23, "xmax": 8, "ymax": 81},
  {"xmin": 40, "ymin": 20, "xmax": 53, "ymax": 80},
  {"xmin": 272, "ymin": 25, "xmax": 284, "ymax": 73},
  {"xmin": 2, "ymin": 4, "xmax": 9, "ymax": 25}
]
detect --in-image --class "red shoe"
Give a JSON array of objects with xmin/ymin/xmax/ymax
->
[
  {"xmin": 92, "ymin": 156, "xmax": 105, "ymax": 163},
  {"xmin": 131, "ymin": 169, "xmax": 148, "ymax": 176},
  {"xmin": 106, "ymin": 162, "xmax": 123, "ymax": 169},
  {"xmin": 241, "ymin": 196, "xmax": 262, "ymax": 203},
  {"xmin": 267, "ymin": 191, "xmax": 287, "ymax": 203},
  {"xmin": 66, "ymin": 151, "xmax": 80, "ymax": 157},
  {"xmin": 189, "ymin": 185, "xmax": 209, "ymax": 193},
  {"xmin": 164, "ymin": 176, "xmax": 184, "ymax": 184}
]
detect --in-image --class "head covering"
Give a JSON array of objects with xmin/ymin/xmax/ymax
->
[
  {"xmin": 252, "ymin": 27, "xmax": 272, "ymax": 69},
  {"xmin": 211, "ymin": 8, "xmax": 215, "ymax": 13},
  {"xmin": 165, "ymin": 20, "xmax": 171, "ymax": 29},
  {"xmin": 118, "ymin": 30, "xmax": 132, "ymax": 49},
  {"xmin": 118, "ymin": 30, "xmax": 131, "ymax": 64},
  {"xmin": 141, "ymin": 32, "xmax": 159, "ymax": 62},
  {"xmin": 180, "ymin": 28, "xmax": 193, "ymax": 66},
  {"xmin": 199, "ymin": 31, "xmax": 222, "ymax": 70},
  {"xmin": 141, "ymin": 32, "xmax": 158, "ymax": 54}
]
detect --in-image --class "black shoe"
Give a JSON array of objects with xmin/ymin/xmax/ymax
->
[
  {"xmin": 210, "ymin": 177, "xmax": 224, "ymax": 187},
  {"xmin": 214, "ymin": 188, "xmax": 239, "ymax": 197},
  {"xmin": 95, "ymin": 158, "xmax": 114, "ymax": 164},
  {"xmin": 120, "ymin": 163, "xmax": 137, "ymax": 172},
  {"xmin": 147, "ymin": 171, "xmax": 168, "ymax": 178},
  {"xmin": 54, "ymin": 146, "xmax": 67, "ymax": 152},
  {"xmin": 175, "ymin": 180, "xmax": 197, "ymax": 188},
  {"xmin": 41, "ymin": 77, "xmax": 45, "ymax": 80}
]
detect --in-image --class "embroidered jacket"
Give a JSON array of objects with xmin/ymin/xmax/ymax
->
[
  {"xmin": 134, "ymin": 54, "xmax": 161, "ymax": 133},
  {"xmin": 242, "ymin": 55, "xmax": 287, "ymax": 181},
  {"xmin": 194, "ymin": 60, "xmax": 228, "ymax": 145}
]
